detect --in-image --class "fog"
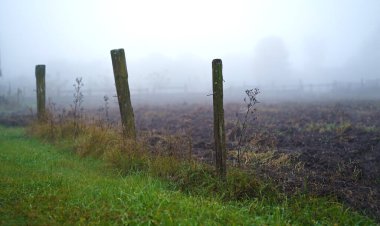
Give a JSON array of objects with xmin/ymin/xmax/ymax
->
[{"xmin": 0, "ymin": 0, "xmax": 379, "ymax": 103}]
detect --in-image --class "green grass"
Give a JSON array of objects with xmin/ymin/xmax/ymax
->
[{"xmin": 0, "ymin": 127, "xmax": 377, "ymax": 225}]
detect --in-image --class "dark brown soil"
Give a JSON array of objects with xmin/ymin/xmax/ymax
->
[
  {"xmin": 133, "ymin": 101, "xmax": 380, "ymax": 220},
  {"xmin": 0, "ymin": 112, "xmax": 34, "ymax": 127}
]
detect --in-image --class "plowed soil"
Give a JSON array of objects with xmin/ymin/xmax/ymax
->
[{"xmin": 133, "ymin": 101, "xmax": 380, "ymax": 220}]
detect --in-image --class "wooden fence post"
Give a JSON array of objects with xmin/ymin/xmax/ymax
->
[
  {"xmin": 35, "ymin": 65, "xmax": 46, "ymax": 121},
  {"xmin": 110, "ymin": 49, "xmax": 136, "ymax": 140},
  {"xmin": 212, "ymin": 59, "xmax": 226, "ymax": 180}
]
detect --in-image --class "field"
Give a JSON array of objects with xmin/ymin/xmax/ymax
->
[
  {"xmin": 131, "ymin": 100, "xmax": 380, "ymax": 219},
  {"xmin": 0, "ymin": 126, "xmax": 377, "ymax": 225},
  {"xmin": 0, "ymin": 99, "xmax": 379, "ymax": 224}
]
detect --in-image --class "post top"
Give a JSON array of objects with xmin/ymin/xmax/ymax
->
[
  {"xmin": 36, "ymin": 64, "xmax": 46, "ymax": 69},
  {"xmin": 212, "ymin": 59, "xmax": 222, "ymax": 65},
  {"xmin": 111, "ymin": 48, "xmax": 125, "ymax": 55}
]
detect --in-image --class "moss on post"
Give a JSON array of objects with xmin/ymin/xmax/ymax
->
[
  {"xmin": 110, "ymin": 49, "xmax": 136, "ymax": 140},
  {"xmin": 35, "ymin": 65, "xmax": 46, "ymax": 121},
  {"xmin": 212, "ymin": 59, "xmax": 226, "ymax": 180}
]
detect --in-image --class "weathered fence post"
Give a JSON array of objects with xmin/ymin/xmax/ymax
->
[
  {"xmin": 35, "ymin": 65, "xmax": 46, "ymax": 121},
  {"xmin": 110, "ymin": 49, "xmax": 136, "ymax": 140},
  {"xmin": 212, "ymin": 59, "xmax": 227, "ymax": 180}
]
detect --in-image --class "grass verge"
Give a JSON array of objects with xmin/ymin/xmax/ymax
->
[{"xmin": 0, "ymin": 126, "xmax": 377, "ymax": 225}]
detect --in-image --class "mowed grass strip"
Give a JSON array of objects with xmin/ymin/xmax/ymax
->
[{"xmin": 0, "ymin": 126, "xmax": 376, "ymax": 225}]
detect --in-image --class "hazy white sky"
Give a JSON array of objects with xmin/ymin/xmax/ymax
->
[{"xmin": 0, "ymin": 0, "xmax": 379, "ymax": 87}]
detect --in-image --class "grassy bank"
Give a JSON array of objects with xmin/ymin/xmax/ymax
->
[{"xmin": 0, "ymin": 126, "xmax": 376, "ymax": 225}]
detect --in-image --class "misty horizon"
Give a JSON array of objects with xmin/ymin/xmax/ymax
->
[{"xmin": 0, "ymin": 0, "xmax": 379, "ymax": 101}]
